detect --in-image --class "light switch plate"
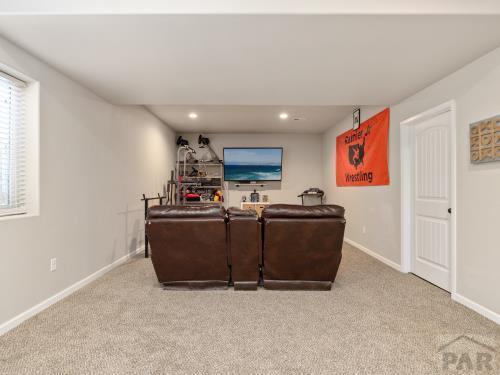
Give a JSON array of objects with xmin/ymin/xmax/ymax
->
[{"xmin": 50, "ymin": 258, "xmax": 57, "ymax": 272}]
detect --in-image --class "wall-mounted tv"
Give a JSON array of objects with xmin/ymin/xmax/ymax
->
[{"xmin": 223, "ymin": 147, "xmax": 283, "ymax": 182}]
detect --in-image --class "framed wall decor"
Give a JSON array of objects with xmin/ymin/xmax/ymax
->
[
  {"xmin": 469, "ymin": 114, "xmax": 500, "ymax": 164},
  {"xmin": 353, "ymin": 108, "xmax": 361, "ymax": 130}
]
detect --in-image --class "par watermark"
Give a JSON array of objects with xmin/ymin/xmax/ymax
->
[{"xmin": 437, "ymin": 335, "xmax": 499, "ymax": 374}]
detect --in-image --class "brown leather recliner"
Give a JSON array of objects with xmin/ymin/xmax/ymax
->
[
  {"xmin": 261, "ymin": 204, "xmax": 346, "ymax": 290},
  {"xmin": 146, "ymin": 205, "xmax": 229, "ymax": 289},
  {"xmin": 226, "ymin": 207, "xmax": 261, "ymax": 290}
]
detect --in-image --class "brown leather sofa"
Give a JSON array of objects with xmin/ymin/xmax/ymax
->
[
  {"xmin": 261, "ymin": 204, "xmax": 346, "ymax": 290},
  {"xmin": 146, "ymin": 204, "xmax": 346, "ymax": 291},
  {"xmin": 146, "ymin": 205, "xmax": 229, "ymax": 289},
  {"xmin": 226, "ymin": 207, "xmax": 261, "ymax": 290}
]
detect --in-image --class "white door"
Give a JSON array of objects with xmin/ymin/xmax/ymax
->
[{"xmin": 412, "ymin": 111, "xmax": 451, "ymax": 291}]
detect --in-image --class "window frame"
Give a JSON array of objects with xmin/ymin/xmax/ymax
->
[{"xmin": 0, "ymin": 63, "xmax": 39, "ymax": 221}]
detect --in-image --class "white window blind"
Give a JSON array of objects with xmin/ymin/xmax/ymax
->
[{"xmin": 0, "ymin": 71, "xmax": 27, "ymax": 217}]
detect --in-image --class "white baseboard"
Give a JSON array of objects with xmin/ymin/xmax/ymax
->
[
  {"xmin": 345, "ymin": 238, "xmax": 499, "ymax": 325},
  {"xmin": 344, "ymin": 238, "xmax": 401, "ymax": 272},
  {"xmin": 0, "ymin": 246, "xmax": 144, "ymax": 336},
  {"xmin": 452, "ymin": 292, "xmax": 500, "ymax": 325}
]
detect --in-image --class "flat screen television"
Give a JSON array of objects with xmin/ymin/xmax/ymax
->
[{"xmin": 223, "ymin": 147, "xmax": 283, "ymax": 182}]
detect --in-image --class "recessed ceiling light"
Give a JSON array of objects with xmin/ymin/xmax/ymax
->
[
  {"xmin": 279, "ymin": 113, "xmax": 289, "ymax": 120},
  {"xmin": 189, "ymin": 113, "xmax": 198, "ymax": 119}
]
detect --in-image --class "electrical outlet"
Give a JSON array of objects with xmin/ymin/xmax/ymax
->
[
  {"xmin": 362, "ymin": 225, "xmax": 366, "ymax": 234},
  {"xmin": 50, "ymin": 258, "xmax": 57, "ymax": 272}
]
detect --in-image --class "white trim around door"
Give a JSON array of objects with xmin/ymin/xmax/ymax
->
[{"xmin": 400, "ymin": 100, "xmax": 457, "ymax": 294}]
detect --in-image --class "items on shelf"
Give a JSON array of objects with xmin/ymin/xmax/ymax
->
[
  {"xmin": 250, "ymin": 189, "xmax": 260, "ymax": 202},
  {"xmin": 213, "ymin": 190, "xmax": 223, "ymax": 202},
  {"xmin": 184, "ymin": 187, "xmax": 201, "ymax": 202},
  {"xmin": 175, "ymin": 138, "xmax": 224, "ymax": 205},
  {"xmin": 198, "ymin": 134, "xmax": 222, "ymax": 162}
]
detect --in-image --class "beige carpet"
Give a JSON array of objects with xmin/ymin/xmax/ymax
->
[{"xmin": 1, "ymin": 243, "xmax": 499, "ymax": 374}]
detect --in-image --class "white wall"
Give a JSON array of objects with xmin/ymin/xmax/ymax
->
[
  {"xmin": 180, "ymin": 133, "xmax": 323, "ymax": 207},
  {"xmin": 323, "ymin": 47, "xmax": 500, "ymax": 317},
  {"xmin": 322, "ymin": 106, "xmax": 400, "ymax": 263},
  {"xmin": 0, "ymin": 36, "xmax": 176, "ymax": 329}
]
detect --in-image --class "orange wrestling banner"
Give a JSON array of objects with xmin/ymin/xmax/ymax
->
[{"xmin": 336, "ymin": 108, "xmax": 390, "ymax": 186}]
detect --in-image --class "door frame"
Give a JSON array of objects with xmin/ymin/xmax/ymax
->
[{"xmin": 400, "ymin": 100, "xmax": 456, "ymax": 293}]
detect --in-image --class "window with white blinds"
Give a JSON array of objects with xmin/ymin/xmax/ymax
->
[{"xmin": 0, "ymin": 71, "xmax": 27, "ymax": 217}]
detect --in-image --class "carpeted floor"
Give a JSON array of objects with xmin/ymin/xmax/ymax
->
[{"xmin": 0, "ymin": 243, "xmax": 499, "ymax": 374}]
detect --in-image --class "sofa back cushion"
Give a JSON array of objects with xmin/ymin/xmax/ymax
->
[
  {"xmin": 148, "ymin": 205, "xmax": 225, "ymax": 219},
  {"xmin": 261, "ymin": 204, "xmax": 344, "ymax": 219},
  {"xmin": 226, "ymin": 207, "xmax": 258, "ymax": 217}
]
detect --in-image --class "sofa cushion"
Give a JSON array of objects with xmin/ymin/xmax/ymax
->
[
  {"xmin": 227, "ymin": 207, "xmax": 258, "ymax": 218},
  {"xmin": 261, "ymin": 204, "xmax": 345, "ymax": 219},
  {"xmin": 148, "ymin": 205, "xmax": 225, "ymax": 219}
]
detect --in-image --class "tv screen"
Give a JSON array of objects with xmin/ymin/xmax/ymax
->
[{"xmin": 223, "ymin": 148, "xmax": 283, "ymax": 182}]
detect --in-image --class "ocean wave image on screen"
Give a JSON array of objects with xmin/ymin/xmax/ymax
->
[
  {"xmin": 224, "ymin": 148, "xmax": 283, "ymax": 181},
  {"xmin": 224, "ymin": 164, "xmax": 281, "ymax": 181}
]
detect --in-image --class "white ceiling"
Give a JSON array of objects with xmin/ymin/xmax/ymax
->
[
  {"xmin": 1, "ymin": 15, "xmax": 500, "ymax": 106},
  {"xmin": 147, "ymin": 105, "xmax": 353, "ymax": 133},
  {"xmin": 2, "ymin": 0, "xmax": 500, "ymax": 15},
  {"xmin": 0, "ymin": 14, "xmax": 500, "ymax": 133}
]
